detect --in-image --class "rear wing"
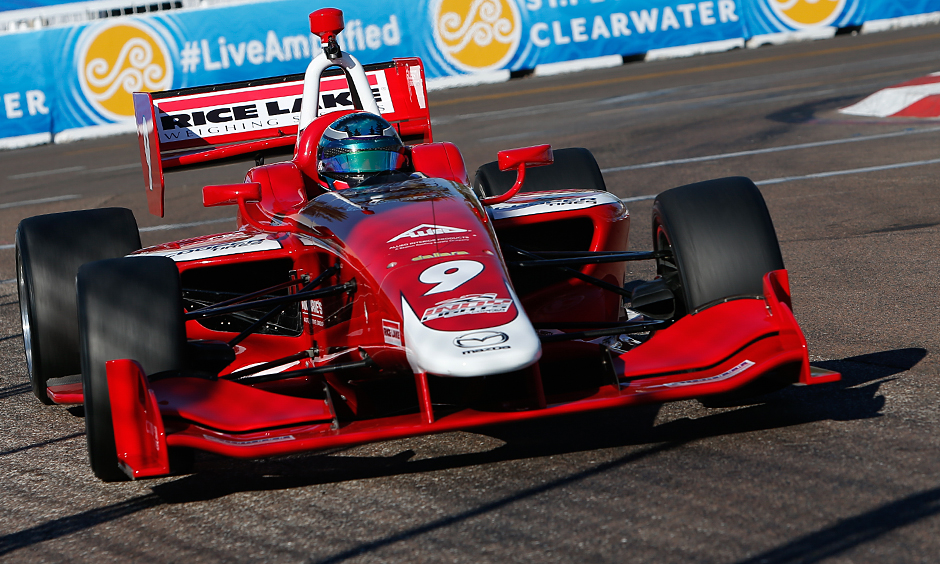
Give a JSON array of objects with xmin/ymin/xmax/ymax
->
[{"xmin": 134, "ymin": 58, "xmax": 431, "ymax": 217}]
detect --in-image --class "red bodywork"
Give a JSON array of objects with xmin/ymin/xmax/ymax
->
[{"xmin": 56, "ymin": 25, "xmax": 838, "ymax": 479}]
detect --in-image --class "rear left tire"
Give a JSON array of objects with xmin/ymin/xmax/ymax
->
[{"xmin": 16, "ymin": 208, "xmax": 140, "ymax": 404}]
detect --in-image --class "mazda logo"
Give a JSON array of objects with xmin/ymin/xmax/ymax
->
[{"xmin": 453, "ymin": 331, "xmax": 509, "ymax": 348}]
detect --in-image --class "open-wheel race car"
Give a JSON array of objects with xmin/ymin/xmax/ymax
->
[{"xmin": 15, "ymin": 9, "xmax": 840, "ymax": 482}]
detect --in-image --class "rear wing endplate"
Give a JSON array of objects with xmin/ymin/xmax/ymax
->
[{"xmin": 134, "ymin": 58, "xmax": 431, "ymax": 216}]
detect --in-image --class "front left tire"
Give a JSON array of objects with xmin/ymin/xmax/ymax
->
[{"xmin": 77, "ymin": 256, "xmax": 185, "ymax": 481}]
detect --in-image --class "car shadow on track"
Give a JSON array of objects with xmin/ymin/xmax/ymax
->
[
  {"xmin": 735, "ymin": 486, "xmax": 940, "ymax": 564},
  {"xmin": 150, "ymin": 347, "xmax": 923, "ymax": 503},
  {"xmin": 0, "ymin": 349, "xmax": 925, "ymax": 559}
]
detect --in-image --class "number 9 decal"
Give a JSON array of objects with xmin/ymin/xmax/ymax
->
[{"xmin": 420, "ymin": 260, "xmax": 484, "ymax": 295}]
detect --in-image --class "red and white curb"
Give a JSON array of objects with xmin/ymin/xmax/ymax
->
[{"xmin": 841, "ymin": 72, "xmax": 940, "ymax": 118}]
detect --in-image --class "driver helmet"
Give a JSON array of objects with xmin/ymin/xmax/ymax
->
[{"xmin": 317, "ymin": 113, "xmax": 409, "ymax": 187}]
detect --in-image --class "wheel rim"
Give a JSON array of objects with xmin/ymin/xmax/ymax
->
[
  {"xmin": 16, "ymin": 249, "xmax": 35, "ymax": 378},
  {"xmin": 654, "ymin": 223, "xmax": 686, "ymax": 317}
]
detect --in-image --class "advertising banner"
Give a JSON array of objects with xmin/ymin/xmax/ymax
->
[
  {"xmin": 0, "ymin": 28, "xmax": 53, "ymax": 140},
  {"xmin": 741, "ymin": 0, "xmax": 866, "ymax": 35},
  {"xmin": 1, "ymin": 0, "xmax": 939, "ymax": 143},
  {"xmin": 49, "ymin": 0, "xmax": 415, "ymax": 133},
  {"xmin": 419, "ymin": 0, "xmax": 747, "ymax": 77},
  {"xmin": 864, "ymin": 0, "xmax": 940, "ymax": 21}
]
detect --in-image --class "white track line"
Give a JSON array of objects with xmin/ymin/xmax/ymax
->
[
  {"xmin": 601, "ymin": 126, "xmax": 940, "ymax": 173},
  {"xmin": 621, "ymin": 195, "xmax": 657, "ymax": 202},
  {"xmin": 80, "ymin": 163, "xmax": 140, "ymax": 174},
  {"xmin": 0, "ymin": 217, "xmax": 235, "ymax": 252},
  {"xmin": 0, "ymin": 195, "xmax": 81, "ymax": 209},
  {"xmin": 755, "ymin": 157, "xmax": 940, "ymax": 185},
  {"xmin": 8, "ymin": 166, "xmax": 85, "ymax": 180},
  {"xmin": 139, "ymin": 217, "xmax": 234, "ymax": 232},
  {"xmin": 7, "ymin": 162, "xmax": 138, "ymax": 181},
  {"xmin": 619, "ymin": 157, "xmax": 940, "ymax": 201}
]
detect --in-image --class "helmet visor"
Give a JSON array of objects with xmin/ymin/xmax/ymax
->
[{"xmin": 320, "ymin": 144, "xmax": 409, "ymax": 175}]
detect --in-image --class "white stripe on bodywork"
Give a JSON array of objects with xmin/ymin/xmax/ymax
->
[
  {"xmin": 134, "ymin": 234, "xmax": 282, "ymax": 262},
  {"xmin": 489, "ymin": 191, "xmax": 621, "ymax": 220},
  {"xmin": 401, "ymin": 286, "xmax": 541, "ymax": 377}
]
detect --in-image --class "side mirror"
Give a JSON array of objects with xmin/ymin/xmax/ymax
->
[
  {"xmin": 203, "ymin": 183, "xmax": 262, "ymax": 208},
  {"xmin": 498, "ymin": 144, "xmax": 554, "ymax": 172},
  {"xmin": 482, "ymin": 144, "xmax": 553, "ymax": 205}
]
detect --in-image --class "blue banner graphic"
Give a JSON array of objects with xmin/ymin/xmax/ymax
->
[
  {"xmin": 741, "ymin": 0, "xmax": 866, "ymax": 35},
  {"xmin": 419, "ymin": 0, "xmax": 747, "ymax": 77},
  {"xmin": 0, "ymin": 28, "xmax": 53, "ymax": 139},
  {"xmin": 1, "ymin": 0, "xmax": 938, "ymax": 142},
  {"xmin": 1, "ymin": 0, "xmax": 83, "ymax": 10},
  {"xmin": 863, "ymin": 0, "xmax": 940, "ymax": 20}
]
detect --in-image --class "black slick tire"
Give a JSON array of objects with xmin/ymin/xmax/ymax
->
[
  {"xmin": 472, "ymin": 147, "xmax": 607, "ymax": 198},
  {"xmin": 651, "ymin": 177, "xmax": 784, "ymax": 316},
  {"xmin": 77, "ymin": 256, "xmax": 185, "ymax": 482},
  {"xmin": 16, "ymin": 208, "xmax": 141, "ymax": 404}
]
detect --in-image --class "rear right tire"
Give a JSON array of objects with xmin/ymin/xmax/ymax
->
[{"xmin": 472, "ymin": 147, "xmax": 607, "ymax": 198}]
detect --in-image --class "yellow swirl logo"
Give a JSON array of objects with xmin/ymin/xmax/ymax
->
[
  {"xmin": 432, "ymin": 0, "xmax": 521, "ymax": 72},
  {"xmin": 78, "ymin": 21, "xmax": 173, "ymax": 121},
  {"xmin": 769, "ymin": 0, "xmax": 846, "ymax": 29}
]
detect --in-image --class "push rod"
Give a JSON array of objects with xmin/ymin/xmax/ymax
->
[
  {"xmin": 227, "ymin": 267, "xmax": 341, "ymax": 346},
  {"xmin": 509, "ymin": 250, "xmax": 670, "ymax": 268},
  {"xmin": 184, "ymin": 278, "xmax": 305, "ymax": 314},
  {"xmin": 538, "ymin": 320, "xmax": 667, "ymax": 343},
  {"xmin": 505, "ymin": 246, "xmax": 632, "ymax": 298},
  {"xmin": 185, "ymin": 280, "xmax": 355, "ymax": 321}
]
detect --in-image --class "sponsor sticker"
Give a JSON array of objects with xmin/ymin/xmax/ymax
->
[
  {"xmin": 303, "ymin": 299, "xmax": 324, "ymax": 328},
  {"xmin": 422, "ymin": 293, "xmax": 513, "ymax": 322},
  {"xmin": 202, "ymin": 434, "xmax": 296, "ymax": 446},
  {"xmin": 633, "ymin": 360, "xmax": 756, "ymax": 391},
  {"xmin": 412, "ymin": 251, "xmax": 469, "ymax": 262},
  {"xmin": 490, "ymin": 192, "xmax": 621, "ymax": 220},
  {"xmin": 453, "ymin": 331, "xmax": 508, "ymax": 348},
  {"xmin": 382, "ymin": 319, "xmax": 402, "ymax": 346},
  {"xmin": 138, "ymin": 234, "xmax": 281, "ymax": 262},
  {"xmin": 154, "ymin": 70, "xmax": 394, "ymax": 145},
  {"xmin": 387, "ymin": 223, "xmax": 468, "ymax": 243},
  {"xmin": 461, "ymin": 345, "xmax": 510, "ymax": 355},
  {"xmin": 454, "ymin": 331, "xmax": 510, "ymax": 355}
]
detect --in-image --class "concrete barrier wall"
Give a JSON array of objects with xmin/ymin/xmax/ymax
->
[{"xmin": 1, "ymin": 0, "xmax": 938, "ymax": 147}]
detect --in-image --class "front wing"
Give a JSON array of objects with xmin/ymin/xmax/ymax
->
[{"xmin": 103, "ymin": 270, "xmax": 838, "ymax": 479}]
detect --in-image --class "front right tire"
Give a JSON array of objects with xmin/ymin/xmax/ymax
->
[{"xmin": 651, "ymin": 176, "xmax": 785, "ymax": 316}]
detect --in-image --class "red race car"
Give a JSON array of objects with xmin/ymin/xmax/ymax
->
[{"xmin": 15, "ymin": 9, "xmax": 839, "ymax": 481}]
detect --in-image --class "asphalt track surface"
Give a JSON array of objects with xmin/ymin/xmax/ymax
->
[{"xmin": 2, "ymin": 25, "xmax": 940, "ymax": 563}]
